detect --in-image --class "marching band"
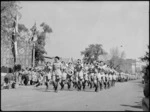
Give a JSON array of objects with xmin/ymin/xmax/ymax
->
[{"xmin": 11, "ymin": 56, "xmax": 122, "ymax": 93}]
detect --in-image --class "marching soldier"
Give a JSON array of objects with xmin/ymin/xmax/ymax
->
[
  {"xmin": 22, "ymin": 68, "xmax": 29, "ymax": 86},
  {"xmin": 28, "ymin": 68, "xmax": 33, "ymax": 85},
  {"xmin": 82, "ymin": 63, "xmax": 89, "ymax": 90},
  {"xmin": 101, "ymin": 69, "xmax": 106, "ymax": 89},
  {"xmin": 109, "ymin": 71, "xmax": 113, "ymax": 88},
  {"xmin": 112, "ymin": 71, "xmax": 116, "ymax": 87},
  {"xmin": 66, "ymin": 62, "xmax": 74, "ymax": 90},
  {"xmin": 87, "ymin": 63, "xmax": 94, "ymax": 89},
  {"xmin": 52, "ymin": 56, "xmax": 62, "ymax": 92},
  {"xmin": 105, "ymin": 70, "xmax": 109, "ymax": 89},
  {"xmin": 44, "ymin": 62, "xmax": 53, "ymax": 90},
  {"xmin": 74, "ymin": 59, "xmax": 84, "ymax": 91},
  {"xmin": 93, "ymin": 68, "xmax": 99, "ymax": 92},
  {"xmin": 60, "ymin": 61, "xmax": 67, "ymax": 90},
  {"xmin": 98, "ymin": 69, "xmax": 103, "ymax": 90},
  {"xmin": 107, "ymin": 72, "xmax": 111, "ymax": 89}
]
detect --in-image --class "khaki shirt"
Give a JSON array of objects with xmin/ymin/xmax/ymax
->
[{"xmin": 53, "ymin": 62, "xmax": 62, "ymax": 76}]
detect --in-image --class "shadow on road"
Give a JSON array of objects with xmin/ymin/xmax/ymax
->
[
  {"xmin": 32, "ymin": 86, "xmax": 100, "ymax": 93},
  {"xmin": 124, "ymin": 110, "xmax": 134, "ymax": 111},
  {"xmin": 121, "ymin": 102, "xmax": 142, "ymax": 111},
  {"xmin": 121, "ymin": 104, "xmax": 142, "ymax": 109},
  {"xmin": 130, "ymin": 80, "xmax": 142, "ymax": 83},
  {"xmin": 137, "ymin": 96, "xmax": 143, "ymax": 99},
  {"xmin": 32, "ymin": 87, "xmax": 55, "ymax": 92}
]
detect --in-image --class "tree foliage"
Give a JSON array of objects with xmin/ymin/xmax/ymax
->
[
  {"xmin": 107, "ymin": 47, "xmax": 126, "ymax": 72},
  {"xmin": 31, "ymin": 22, "xmax": 52, "ymax": 66},
  {"xmin": 40, "ymin": 22, "xmax": 52, "ymax": 33},
  {"xmin": 1, "ymin": 1, "xmax": 21, "ymax": 44},
  {"xmin": 140, "ymin": 45, "xmax": 149, "ymax": 65},
  {"xmin": 140, "ymin": 45, "xmax": 149, "ymax": 82},
  {"xmin": 18, "ymin": 23, "xmax": 28, "ymax": 33},
  {"xmin": 81, "ymin": 44, "xmax": 107, "ymax": 63}
]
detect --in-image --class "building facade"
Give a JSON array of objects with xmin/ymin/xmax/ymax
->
[{"xmin": 1, "ymin": 39, "xmax": 32, "ymax": 68}]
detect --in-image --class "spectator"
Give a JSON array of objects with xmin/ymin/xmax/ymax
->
[{"xmin": 142, "ymin": 68, "xmax": 149, "ymax": 111}]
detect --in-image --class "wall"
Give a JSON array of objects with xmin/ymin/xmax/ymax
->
[{"xmin": 1, "ymin": 39, "xmax": 32, "ymax": 69}]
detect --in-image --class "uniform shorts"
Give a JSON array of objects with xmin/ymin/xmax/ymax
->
[
  {"xmin": 52, "ymin": 75, "xmax": 60, "ymax": 81},
  {"xmin": 67, "ymin": 74, "xmax": 73, "ymax": 81},
  {"xmin": 61, "ymin": 73, "xmax": 67, "ymax": 80}
]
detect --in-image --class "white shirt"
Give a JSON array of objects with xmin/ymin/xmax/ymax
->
[
  {"xmin": 101, "ymin": 72, "xmax": 105, "ymax": 81},
  {"xmin": 61, "ymin": 72, "xmax": 67, "ymax": 80},
  {"xmin": 78, "ymin": 71, "xmax": 83, "ymax": 78},
  {"xmin": 112, "ymin": 75, "xmax": 116, "ymax": 80},
  {"xmin": 32, "ymin": 74, "xmax": 37, "ymax": 81},
  {"xmin": 109, "ymin": 74, "xmax": 112, "ymax": 80},
  {"xmin": 53, "ymin": 62, "xmax": 62, "ymax": 76},
  {"xmin": 39, "ymin": 75, "xmax": 43, "ymax": 82},
  {"xmin": 105, "ymin": 74, "xmax": 108, "ymax": 81},
  {"xmin": 28, "ymin": 71, "xmax": 32, "ymax": 80},
  {"xmin": 47, "ymin": 72, "xmax": 52, "ymax": 79},
  {"xmin": 84, "ymin": 73, "xmax": 88, "ymax": 80},
  {"xmin": 97, "ymin": 73, "xmax": 101, "ymax": 80}
]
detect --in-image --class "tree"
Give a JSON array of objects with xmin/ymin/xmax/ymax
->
[
  {"xmin": 1, "ymin": 1, "xmax": 22, "ymax": 68},
  {"xmin": 107, "ymin": 47, "xmax": 126, "ymax": 72},
  {"xmin": 81, "ymin": 44, "xmax": 107, "ymax": 63},
  {"xmin": 18, "ymin": 23, "xmax": 28, "ymax": 33},
  {"xmin": 140, "ymin": 45, "xmax": 149, "ymax": 65},
  {"xmin": 1, "ymin": 1, "xmax": 21, "ymax": 44},
  {"xmin": 31, "ymin": 22, "xmax": 52, "ymax": 66},
  {"xmin": 140, "ymin": 45, "xmax": 149, "ymax": 82},
  {"xmin": 40, "ymin": 22, "xmax": 52, "ymax": 33}
]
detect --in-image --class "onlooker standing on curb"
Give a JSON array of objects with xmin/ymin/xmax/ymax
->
[
  {"xmin": 142, "ymin": 81, "xmax": 149, "ymax": 111},
  {"xmin": 142, "ymin": 69, "xmax": 149, "ymax": 111}
]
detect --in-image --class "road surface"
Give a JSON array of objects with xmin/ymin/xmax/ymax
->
[{"xmin": 1, "ymin": 79, "xmax": 144, "ymax": 111}]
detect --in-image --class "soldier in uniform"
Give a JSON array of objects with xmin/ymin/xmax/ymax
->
[
  {"xmin": 60, "ymin": 61, "xmax": 67, "ymax": 90},
  {"xmin": 52, "ymin": 56, "xmax": 62, "ymax": 92},
  {"xmin": 32, "ymin": 69, "xmax": 37, "ymax": 85},
  {"xmin": 18, "ymin": 69, "xmax": 24, "ymax": 85},
  {"xmin": 82, "ymin": 63, "xmax": 89, "ymax": 90},
  {"xmin": 87, "ymin": 63, "xmax": 92, "ymax": 88},
  {"xmin": 36, "ymin": 69, "xmax": 45, "ymax": 87},
  {"xmin": 28, "ymin": 68, "xmax": 32, "ymax": 85},
  {"xmin": 112, "ymin": 71, "xmax": 116, "ymax": 87},
  {"xmin": 47, "ymin": 62, "xmax": 53, "ymax": 86},
  {"xmin": 98, "ymin": 69, "xmax": 103, "ymax": 90},
  {"xmin": 107, "ymin": 72, "xmax": 111, "ymax": 89},
  {"xmin": 109, "ymin": 71, "xmax": 113, "ymax": 88},
  {"xmin": 22, "ymin": 68, "xmax": 29, "ymax": 86},
  {"xmin": 93, "ymin": 68, "xmax": 99, "ymax": 92},
  {"xmin": 74, "ymin": 59, "xmax": 84, "ymax": 91},
  {"xmin": 44, "ymin": 62, "xmax": 52, "ymax": 90},
  {"xmin": 101, "ymin": 69, "xmax": 105, "ymax": 89},
  {"xmin": 66, "ymin": 62, "xmax": 74, "ymax": 90},
  {"xmin": 105, "ymin": 70, "xmax": 109, "ymax": 89},
  {"xmin": 89, "ymin": 63, "xmax": 95, "ymax": 89}
]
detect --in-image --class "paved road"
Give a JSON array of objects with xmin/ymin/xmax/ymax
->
[{"xmin": 1, "ymin": 79, "xmax": 144, "ymax": 111}]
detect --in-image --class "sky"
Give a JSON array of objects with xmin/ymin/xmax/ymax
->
[{"xmin": 19, "ymin": 1, "xmax": 149, "ymax": 60}]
